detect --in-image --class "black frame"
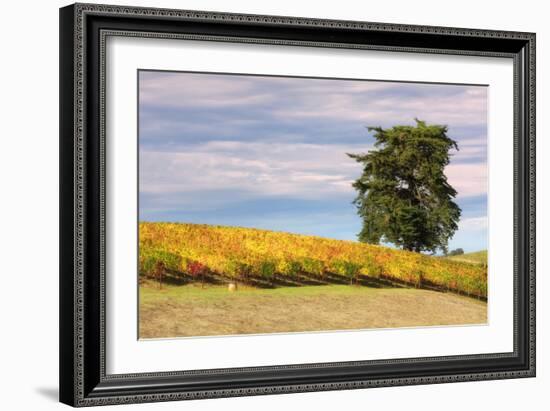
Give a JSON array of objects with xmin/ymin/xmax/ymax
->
[{"xmin": 60, "ymin": 3, "xmax": 536, "ymax": 407}]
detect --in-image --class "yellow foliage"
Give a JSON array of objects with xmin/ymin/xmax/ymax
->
[{"xmin": 139, "ymin": 222, "xmax": 487, "ymax": 298}]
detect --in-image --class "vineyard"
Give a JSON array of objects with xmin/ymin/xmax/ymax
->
[{"xmin": 139, "ymin": 222, "xmax": 488, "ymax": 299}]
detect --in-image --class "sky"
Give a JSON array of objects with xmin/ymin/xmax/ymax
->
[{"xmin": 138, "ymin": 70, "xmax": 488, "ymax": 253}]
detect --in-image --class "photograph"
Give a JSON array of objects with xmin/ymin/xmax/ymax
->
[
  {"xmin": 56, "ymin": 2, "xmax": 536, "ymax": 407},
  {"xmin": 137, "ymin": 70, "xmax": 489, "ymax": 339}
]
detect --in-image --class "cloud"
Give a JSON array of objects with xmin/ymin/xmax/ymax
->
[
  {"xmin": 445, "ymin": 163, "xmax": 488, "ymax": 198},
  {"xmin": 140, "ymin": 140, "xmax": 486, "ymax": 203},
  {"xmin": 140, "ymin": 141, "xmax": 363, "ymax": 200},
  {"xmin": 139, "ymin": 71, "xmax": 487, "ymax": 149},
  {"xmin": 139, "ymin": 71, "xmax": 275, "ymax": 107},
  {"xmin": 139, "ymin": 71, "xmax": 397, "ymax": 109},
  {"xmin": 451, "ymin": 138, "xmax": 487, "ymax": 164},
  {"xmin": 458, "ymin": 216, "xmax": 488, "ymax": 231}
]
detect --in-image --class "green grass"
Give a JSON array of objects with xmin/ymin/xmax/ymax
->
[
  {"xmin": 139, "ymin": 282, "xmax": 487, "ymax": 338},
  {"xmin": 446, "ymin": 250, "xmax": 488, "ymax": 265}
]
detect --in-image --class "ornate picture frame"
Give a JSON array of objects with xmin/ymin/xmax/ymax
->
[{"xmin": 59, "ymin": 3, "xmax": 535, "ymax": 407}]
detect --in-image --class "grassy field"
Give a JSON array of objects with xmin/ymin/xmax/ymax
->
[
  {"xmin": 139, "ymin": 223, "xmax": 487, "ymax": 338},
  {"xmin": 139, "ymin": 282, "xmax": 487, "ymax": 338},
  {"xmin": 446, "ymin": 250, "xmax": 488, "ymax": 265},
  {"xmin": 139, "ymin": 222, "xmax": 488, "ymax": 298}
]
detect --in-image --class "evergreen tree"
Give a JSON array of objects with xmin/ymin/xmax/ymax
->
[{"xmin": 348, "ymin": 119, "xmax": 461, "ymax": 254}]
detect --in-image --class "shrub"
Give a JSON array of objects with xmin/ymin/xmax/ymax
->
[
  {"xmin": 359, "ymin": 256, "xmax": 383, "ymax": 278},
  {"xmin": 185, "ymin": 260, "xmax": 208, "ymax": 286},
  {"xmin": 330, "ymin": 260, "xmax": 361, "ymax": 284},
  {"xmin": 276, "ymin": 258, "xmax": 301, "ymax": 277},
  {"xmin": 258, "ymin": 259, "xmax": 277, "ymax": 283},
  {"xmin": 300, "ymin": 257, "xmax": 324, "ymax": 277},
  {"xmin": 187, "ymin": 260, "xmax": 207, "ymax": 278},
  {"xmin": 224, "ymin": 259, "xmax": 252, "ymax": 281},
  {"xmin": 448, "ymin": 248, "xmax": 465, "ymax": 256},
  {"xmin": 139, "ymin": 249, "xmax": 181, "ymax": 276}
]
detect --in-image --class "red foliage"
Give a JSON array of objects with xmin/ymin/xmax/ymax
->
[{"xmin": 187, "ymin": 261, "xmax": 206, "ymax": 277}]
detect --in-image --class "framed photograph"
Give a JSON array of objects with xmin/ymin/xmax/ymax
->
[{"xmin": 59, "ymin": 3, "xmax": 535, "ymax": 407}]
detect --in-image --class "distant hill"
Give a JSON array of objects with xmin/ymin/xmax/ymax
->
[{"xmin": 446, "ymin": 250, "xmax": 488, "ymax": 265}]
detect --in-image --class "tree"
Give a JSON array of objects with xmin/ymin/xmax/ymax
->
[
  {"xmin": 448, "ymin": 248, "xmax": 465, "ymax": 256},
  {"xmin": 348, "ymin": 119, "xmax": 461, "ymax": 254}
]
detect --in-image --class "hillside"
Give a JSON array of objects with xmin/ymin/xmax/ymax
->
[
  {"xmin": 446, "ymin": 250, "xmax": 488, "ymax": 265},
  {"xmin": 139, "ymin": 222, "xmax": 487, "ymax": 299}
]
